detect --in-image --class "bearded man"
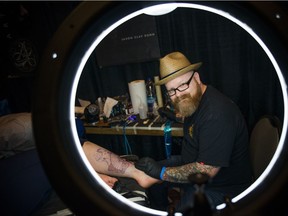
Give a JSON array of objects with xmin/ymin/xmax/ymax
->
[{"xmin": 135, "ymin": 52, "xmax": 252, "ymax": 212}]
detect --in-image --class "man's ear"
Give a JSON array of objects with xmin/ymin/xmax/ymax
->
[{"xmin": 194, "ymin": 72, "xmax": 201, "ymax": 84}]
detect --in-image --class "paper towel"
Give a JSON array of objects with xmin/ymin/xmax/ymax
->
[
  {"xmin": 103, "ymin": 97, "xmax": 118, "ymax": 118},
  {"xmin": 128, "ymin": 80, "xmax": 147, "ymax": 114},
  {"xmin": 78, "ymin": 98, "xmax": 91, "ymax": 108},
  {"xmin": 154, "ymin": 76, "xmax": 163, "ymax": 107}
]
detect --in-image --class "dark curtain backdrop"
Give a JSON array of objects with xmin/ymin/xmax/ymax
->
[
  {"xmin": 76, "ymin": 7, "xmax": 283, "ymax": 158},
  {"xmin": 0, "ymin": 2, "xmax": 80, "ymax": 113}
]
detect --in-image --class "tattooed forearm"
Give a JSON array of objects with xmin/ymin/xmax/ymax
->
[
  {"xmin": 93, "ymin": 148, "xmax": 131, "ymax": 174},
  {"xmin": 162, "ymin": 162, "xmax": 220, "ymax": 183}
]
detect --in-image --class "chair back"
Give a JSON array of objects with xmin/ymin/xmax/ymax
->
[{"xmin": 249, "ymin": 115, "xmax": 281, "ymax": 180}]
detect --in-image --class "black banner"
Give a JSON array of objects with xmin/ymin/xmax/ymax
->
[{"xmin": 96, "ymin": 14, "xmax": 161, "ymax": 67}]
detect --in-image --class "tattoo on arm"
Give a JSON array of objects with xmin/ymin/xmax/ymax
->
[
  {"xmin": 163, "ymin": 162, "xmax": 220, "ymax": 183},
  {"xmin": 93, "ymin": 148, "xmax": 131, "ymax": 174}
]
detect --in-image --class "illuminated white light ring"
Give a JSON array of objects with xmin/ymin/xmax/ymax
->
[
  {"xmin": 67, "ymin": 2, "xmax": 287, "ymax": 214},
  {"xmin": 144, "ymin": 4, "xmax": 177, "ymax": 16}
]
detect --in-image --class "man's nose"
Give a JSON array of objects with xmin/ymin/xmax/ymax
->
[{"xmin": 174, "ymin": 90, "xmax": 183, "ymax": 97}]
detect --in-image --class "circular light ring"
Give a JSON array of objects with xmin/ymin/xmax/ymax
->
[{"xmin": 33, "ymin": 2, "xmax": 288, "ymax": 216}]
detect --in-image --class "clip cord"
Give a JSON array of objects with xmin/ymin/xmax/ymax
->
[
  {"xmin": 164, "ymin": 120, "xmax": 172, "ymax": 159},
  {"xmin": 123, "ymin": 122, "xmax": 132, "ymax": 155}
]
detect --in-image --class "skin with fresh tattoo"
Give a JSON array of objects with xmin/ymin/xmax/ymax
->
[
  {"xmin": 163, "ymin": 162, "xmax": 220, "ymax": 183},
  {"xmin": 94, "ymin": 148, "xmax": 131, "ymax": 174},
  {"xmin": 82, "ymin": 141, "xmax": 160, "ymax": 188}
]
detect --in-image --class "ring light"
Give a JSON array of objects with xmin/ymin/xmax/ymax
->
[{"xmin": 33, "ymin": 2, "xmax": 288, "ymax": 216}]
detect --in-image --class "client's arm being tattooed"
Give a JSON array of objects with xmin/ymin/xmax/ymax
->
[
  {"xmin": 94, "ymin": 148, "xmax": 130, "ymax": 174},
  {"xmin": 82, "ymin": 141, "xmax": 160, "ymax": 188}
]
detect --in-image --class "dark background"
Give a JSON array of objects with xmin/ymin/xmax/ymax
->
[{"xmin": 0, "ymin": 1, "xmax": 80, "ymax": 114}]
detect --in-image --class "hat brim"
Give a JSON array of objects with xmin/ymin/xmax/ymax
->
[{"xmin": 155, "ymin": 62, "xmax": 202, "ymax": 85}]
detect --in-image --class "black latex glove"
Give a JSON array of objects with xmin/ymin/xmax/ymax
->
[
  {"xmin": 158, "ymin": 107, "xmax": 177, "ymax": 121},
  {"xmin": 158, "ymin": 107, "xmax": 184, "ymax": 123},
  {"xmin": 135, "ymin": 157, "xmax": 162, "ymax": 179}
]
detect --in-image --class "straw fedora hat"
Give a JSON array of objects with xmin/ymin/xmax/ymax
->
[{"xmin": 155, "ymin": 52, "xmax": 202, "ymax": 85}]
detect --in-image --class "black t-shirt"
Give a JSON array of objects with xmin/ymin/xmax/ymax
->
[{"xmin": 181, "ymin": 85, "xmax": 252, "ymax": 196}]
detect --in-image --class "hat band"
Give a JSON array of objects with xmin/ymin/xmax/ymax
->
[{"xmin": 161, "ymin": 65, "xmax": 190, "ymax": 80}]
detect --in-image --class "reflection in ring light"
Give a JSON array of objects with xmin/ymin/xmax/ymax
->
[{"xmin": 40, "ymin": 2, "xmax": 288, "ymax": 215}]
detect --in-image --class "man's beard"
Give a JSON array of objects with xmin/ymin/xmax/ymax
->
[{"xmin": 172, "ymin": 83, "xmax": 202, "ymax": 117}]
